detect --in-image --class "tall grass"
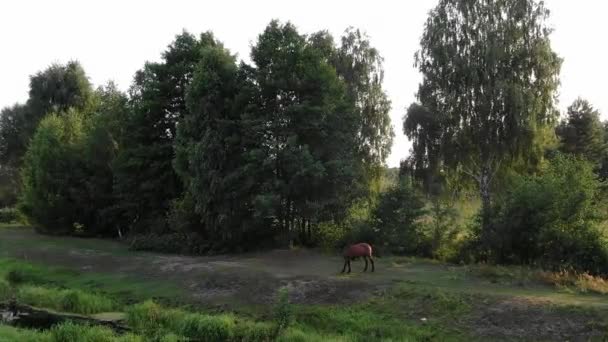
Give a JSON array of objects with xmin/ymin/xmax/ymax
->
[
  {"xmin": 0, "ymin": 323, "xmax": 144, "ymax": 342},
  {"xmin": 127, "ymin": 300, "xmax": 277, "ymax": 341},
  {"xmin": 16, "ymin": 285, "xmax": 116, "ymax": 314},
  {"xmin": 0, "ymin": 278, "xmax": 11, "ymax": 302}
]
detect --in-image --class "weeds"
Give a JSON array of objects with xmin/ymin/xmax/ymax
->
[{"xmin": 538, "ymin": 270, "xmax": 608, "ymax": 295}]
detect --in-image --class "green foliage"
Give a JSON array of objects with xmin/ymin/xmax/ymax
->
[
  {"xmin": 478, "ymin": 154, "xmax": 608, "ymax": 274},
  {"xmin": 371, "ymin": 179, "xmax": 427, "ymax": 255},
  {"xmin": 16, "ymin": 286, "xmax": 116, "ymax": 314}
]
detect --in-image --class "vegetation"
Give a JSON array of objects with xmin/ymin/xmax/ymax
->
[{"xmin": 2, "ymin": 0, "xmax": 608, "ymax": 339}]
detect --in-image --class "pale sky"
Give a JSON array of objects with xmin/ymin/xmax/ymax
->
[{"xmin": 1, "ymin": 0, "xmax": 607, "ymax": 167}]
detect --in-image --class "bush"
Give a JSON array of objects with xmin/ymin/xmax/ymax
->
[
  {"xmin": 0, "ymin": 207, "xmax": 20, "ymax": 223},
  {"xmin": 479, "ymin": 154, "xmax": 608, "ymax": 274}
]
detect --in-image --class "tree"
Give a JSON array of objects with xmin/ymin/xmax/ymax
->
[
  {"xmin": 486, "ymin": 154, "xmax": 608, "ymax": 274},
  {"xmin": 556, "ymin": 98, "xmax": 605, "ymax": 164},
  {"xmin": 174, "ymin": 35, "xmax": 260, "ymax": 246},
  {"xmin": 82, "ymin": 83, "xmax": 130, "ymax": 235},
  {"xmin": 371, "ymin": 178, "xmax": 426, "ymax": 255},
  {"xmin": 18, "ymin": 110, "xmax": 88, "ymax": 232},
  {"xmin": 334, "ymin": 28, "xmax": 394, "ymax": 173},
  {"xmin": 0, "ymin": 104, "xmax": 29, "ymax": 206},
  {"xmin": 113, "ymin": 31, "xmax": 203, "ymax": 233},
  {"xmin": 403, "ymin": 103, "xmax": 443, "ymax": 195},
  {"xmin": 411, "ymin": 0, "xmax": 562, "ymax": 239},
  {"xmin": 249, "ymin": 20, "xmax": 360, "ymax": 245},
  {"xmin": 0, "ymin": 61, "xmax": 93, "ymax": 169}
]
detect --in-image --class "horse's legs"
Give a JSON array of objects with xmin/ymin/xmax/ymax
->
[
  {"xmin": 369, "ymin": 256, "xmax": 375, "ymax": 272},
  {"xmin": 363, "ymin": 256, "xmax": 368, "ymax": 272}
]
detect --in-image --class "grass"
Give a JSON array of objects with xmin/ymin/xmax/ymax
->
[
  {"xmin": 0, "ymin": 258, "xmax": 185, "ymax": 307},
  {"xmin": 126, "ymin": 300, "xmax": 276, "ymax": 341},
  {"xmin": 0, "ymin": 323, "xmax": 145, "ymax": 342},
  {"xmin": 15, "ymin": 285, "xmax": 116, "ymax": 315},
  {"xmin": 465, "ymin": 263, "xmax": 608, "ymax": 295}
]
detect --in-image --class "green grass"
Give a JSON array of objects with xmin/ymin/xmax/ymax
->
[
  {"xmin": 0, "ymin": 323, "xmax": 146, "ymax": 342},
  {"xmin": 0, "ymin": 258, "xmax": 185, "ymax": 307},
  {"xmin": 126, "ymin": 300, "xmax": 276, "ymax": 341},
  {"xmin": 15, "ymin": 285, "xmax": 116, "ymax": 315}
]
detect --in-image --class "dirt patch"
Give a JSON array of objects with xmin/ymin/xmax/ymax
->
[{"xmin": 470, "ymin": 297, "xmax": 607, "ymax": 341}]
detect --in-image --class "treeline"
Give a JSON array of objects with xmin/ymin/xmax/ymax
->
[{"xmin": 0, "ymin": 21, "xmax": 393, "ymax": 251}]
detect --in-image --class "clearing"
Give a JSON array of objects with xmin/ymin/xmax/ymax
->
[{"xmin": 1, "ymin": 226, "xmax": 607, "ymax": 341}]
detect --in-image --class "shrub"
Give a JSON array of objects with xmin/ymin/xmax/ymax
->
[
  {"xmin": 0, "ymin": 207, "xmax": 20, "ymax": 223},
  {"xmin": 479, "ymin": 154, "xmax": 608, "ymax": 274}
]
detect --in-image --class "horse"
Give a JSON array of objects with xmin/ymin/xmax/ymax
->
[{"xmin": 341, "ymin": 243, "xmax": 374, "ymax": 273}]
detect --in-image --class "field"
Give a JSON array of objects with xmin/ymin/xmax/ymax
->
[{"xmin": 1, "ymin": 225, "xmax": 607, "ymax": 341}]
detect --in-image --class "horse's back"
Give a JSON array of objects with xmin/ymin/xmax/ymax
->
[{"xmin": 346, "ymin": 242, "xmax": 373, "ymax": 256}]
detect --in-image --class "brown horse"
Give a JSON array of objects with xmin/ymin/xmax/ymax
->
[{"xmin": 341, "ymin": 243, "xmax": 374, "ymax": 273}]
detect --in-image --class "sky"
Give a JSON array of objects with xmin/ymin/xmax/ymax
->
[{"xmin": 1, "ymin": 0, "xmax": 607, "ymax": 167}]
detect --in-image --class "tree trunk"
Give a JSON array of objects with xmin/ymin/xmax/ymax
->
[{"xmin": 479, "ymin": 163, "xmax": 493, "ymax": 257}]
